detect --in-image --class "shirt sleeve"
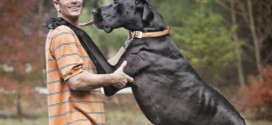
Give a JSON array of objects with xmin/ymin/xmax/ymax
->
[{"xmin": 50, "ymin": 28, "xmax": 83, "ymax": 81}]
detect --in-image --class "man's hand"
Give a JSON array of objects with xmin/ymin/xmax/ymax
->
[{"xmin": 111, "ymin": 61, "xmax": 134, "ymax": 88}]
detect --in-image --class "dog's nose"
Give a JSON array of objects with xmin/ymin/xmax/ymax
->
[{"xmin": 92, "ymin": 8, "xmax": 100, "ymax": 15}]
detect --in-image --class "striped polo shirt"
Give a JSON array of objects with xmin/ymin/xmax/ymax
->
[{"xmin": 45, "ymin": 25, "xmax": 105, "ymax": 125}]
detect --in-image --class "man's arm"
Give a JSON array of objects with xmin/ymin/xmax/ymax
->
[{"xmin": 67, "ymin": 61, "xmax": 133, "ymax": 90}]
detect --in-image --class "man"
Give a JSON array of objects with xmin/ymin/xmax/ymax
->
[{"xmin": 45, "ymin": 0, "xmax": 133, "ymax": 125}]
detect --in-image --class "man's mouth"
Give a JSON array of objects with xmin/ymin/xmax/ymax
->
[{"xmin": 68, "ymin": 6, "xmax": 80, "ymax": 11}]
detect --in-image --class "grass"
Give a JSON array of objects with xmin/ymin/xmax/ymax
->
[
  {"xmin": 0, "ymin": 94, "xmax": 271, "ymax": 125},
  {"xmin": 246, "ymin": 120, "xmax": 272, "ymax": 125},
  {"xmin": 1, "ymin": 115, "xmax": 272, "ymax": 125},
  {"xmin": 0, "ymin": 108, "xmax": 152, "ymax": 125},
  {"xmin": 106, "ymin": 108, "xmax": 152, "ymax": 125},
  {"xmin": 0, "ymin": 117, "xmax": 48, "ymax": 125},
  {"xmin": 0, "ymin": 96, "xmax": 152, "ymax": 125}
]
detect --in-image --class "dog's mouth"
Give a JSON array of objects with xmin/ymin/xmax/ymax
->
[
  {"xmin": 103, "ymin": 26, "xmax": 113, "ymax": 33},
  {"xmin": 93, "ymin": 17, "xmax": 114, "ymax": 33},
  {"xmin": 95, "ymin": 23, "xmax": 114, "ymax": 33}
]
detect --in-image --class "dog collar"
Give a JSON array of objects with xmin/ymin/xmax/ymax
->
[
  {"xmin": 130, "ymin": 27, "xmax": 171, "ymax": 38},
  {"xmin": 108, "ymin": 27, "xmax": 170, "ymax": 65}
]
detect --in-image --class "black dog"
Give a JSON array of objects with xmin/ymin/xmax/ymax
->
[{"xmin": 92, "ymin": 0, "xmax": 246, "ymax": 125}]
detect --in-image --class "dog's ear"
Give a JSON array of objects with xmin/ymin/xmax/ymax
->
[
  {"xmin": 142, "ymin": 3, "xmax": 154, "ymax": 21},
  {"xmin": 136, "ymin": 0, "xmax": 154, "ymax": 21}
]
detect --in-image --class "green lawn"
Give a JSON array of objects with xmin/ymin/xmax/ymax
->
[
  {"xmin": 0, "ymin": 108, "xmax": 152, "ymax": 125},
  {"xmin": 0, "ymin": 94, "xmax": 271, "ymax": 125},
  {"xmin": 0, "ymin": 113, "xmax": 272, "ymax": 125},
  {"xmin": 106, "ymin": 109, "xmax": 152, "ymax": 125},
  {"xmin": 0, "ymin": 117, "xmax": 48, "ymax": 125}
]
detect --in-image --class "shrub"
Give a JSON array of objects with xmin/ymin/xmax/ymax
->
[{"xmin": 242, "ymin": 66, "xmax": 272, "ymax": 120}]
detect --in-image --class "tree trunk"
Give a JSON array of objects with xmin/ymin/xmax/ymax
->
[
  {"xmin": 16, "ymin": 93, "xmax": 22, "ymax": 120},
  {"xmin": 247, "ymin": 0, "xmax": 263, "ymax": 83},
  {"xmin": 230, "ymin": 0, "xmax": 246, "ymax": 87},
  {"xmin": 38, "ymin": 0, "xmax": 44, "ymax": 15}
]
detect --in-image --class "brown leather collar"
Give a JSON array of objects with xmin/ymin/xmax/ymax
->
[
  {"xmin": 108, "ymin": 27, "xmax": 171, "ymax": 65},
  {"xmin": 130, "ymin": 27, "xmax": 171, "ymax": 38}
]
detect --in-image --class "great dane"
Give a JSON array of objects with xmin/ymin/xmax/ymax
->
[
  {"xmin": 92, "ymin": 0, "xmax": 246, "ymax": 125},
  {"xmin": 45, "ymin": 0, "xmax": 246, "ymax": 124}
]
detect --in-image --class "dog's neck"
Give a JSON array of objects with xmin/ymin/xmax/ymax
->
[
  {"xmin": 124, "ymin": 20, "xmax": 166, "ymax": 33},
  {"xmin": 142, "ymin": 21, "xmax": 167, "ymax": 32},
  {"xmin": 143, "ymin": 13, "xmax": 167, "ymax": 32}
]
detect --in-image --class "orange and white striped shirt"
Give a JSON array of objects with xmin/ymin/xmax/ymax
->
[{"xmin": 45, "ymin": 25, "xmax": 105, "ymax": 125}]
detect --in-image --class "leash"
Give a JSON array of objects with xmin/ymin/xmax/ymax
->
[
  {"xmin": 78, "ymin": 20, "xmax": 95, "ymax": 26},
  {"xmin": 108, "ymin": 32, "xmax": 133, "ymax": 65}
]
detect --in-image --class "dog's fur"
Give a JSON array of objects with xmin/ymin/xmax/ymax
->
[{"xmin": 92, "ymin": 0, "xmax": 246, "ymax": 125}]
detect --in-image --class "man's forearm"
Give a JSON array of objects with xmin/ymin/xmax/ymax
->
[
  {"xmin": 67, "ymin": 71, "xmax": 115, "ymax": 90},
  {"xmin": 67, "ymin": 61, "xmax": 133, "ymax": 91}
]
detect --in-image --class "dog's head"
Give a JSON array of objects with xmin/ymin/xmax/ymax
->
[{"xmin": 93, "ymin": 0, "xmax": 166, "ymax": 33}]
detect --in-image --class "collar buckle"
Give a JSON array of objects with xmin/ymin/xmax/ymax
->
[{"xmin": 132, "ymin": 31, "xmax": 143, "ymax": 38}]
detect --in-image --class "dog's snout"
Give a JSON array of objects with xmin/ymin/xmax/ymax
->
[{"xmin": 92, "ymin": 8, "xmax": 100, "ymax": 15}]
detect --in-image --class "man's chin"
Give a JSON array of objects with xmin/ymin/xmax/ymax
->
[
  {"xmin": 68, "ymin": 11, "xmax": 82, "ymax": 17},
  {"xmin": 72, "ymin": 14, "xmax": 81, "ymax": 18}
]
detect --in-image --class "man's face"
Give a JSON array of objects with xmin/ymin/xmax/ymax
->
[{"xmin": 54, "ymin": 0, "xmax": 83, "ymax": 19}]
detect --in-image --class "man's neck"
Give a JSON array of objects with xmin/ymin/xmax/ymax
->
[{"xmin": 59, "ymin": 16, "xmax": 79, "ymax": 26}]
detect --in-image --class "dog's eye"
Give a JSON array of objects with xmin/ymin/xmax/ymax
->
[
  {"xmin": 116, "ymin": 4, "xmax": 123, "ymax": 15},
  {"xmin": 114, "ymin": 0, "xmax": 119, "ymax": 4}
]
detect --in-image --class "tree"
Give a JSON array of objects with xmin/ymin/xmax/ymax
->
[
  {"xmin": 170, "ymin": 0, "xmax": 239, "ymax": 85},
  {"xmin": 0, "ymin": 0, "xmax": 45, "ymax": 80},
  {"xmin": 0, "ymin": 0, "xmax": 49, "ymax": 117},
  {"xmin": 229, "ymin": 0, "xmax": 246, "ymax": 87},
  {"xmin": 215, "ymin": 0, "xmax": 272, "ymax": 83}
]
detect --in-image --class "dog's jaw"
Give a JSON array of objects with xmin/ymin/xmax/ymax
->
[
  {"xmin": 93, "ymin": 19, "xmax": 114, "ymax": 33},
  {"xmin": 103, "ymin": 27, "xmax": 113, "ymax": 33}
]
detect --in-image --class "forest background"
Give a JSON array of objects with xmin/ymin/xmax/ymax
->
[{"xmin": 0, "ymin": 0, "xmax": 272, "ymax": 125}]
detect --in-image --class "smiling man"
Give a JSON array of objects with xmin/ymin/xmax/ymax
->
[{"xmin": 45, "ymin": 0, "xmax": 133, "ymax": 125}]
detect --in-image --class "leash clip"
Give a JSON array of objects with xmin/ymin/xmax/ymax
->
[
  {"xmin": 122, "ymin": 31, "xmax": 134, "ymax": 49},
  {"xmin": 132, "ymin": 31, "xmax": 143, "ymax": 38}
]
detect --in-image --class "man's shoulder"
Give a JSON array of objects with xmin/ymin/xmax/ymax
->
[
  {"xmin": 51, "ymin": 25, "xmax": 74, "ymax": 34},
  {"xmin": 47, "ymin": 25, "xmax": 76, "ymax": 39}
]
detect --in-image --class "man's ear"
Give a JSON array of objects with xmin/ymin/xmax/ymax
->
[
  {"xmin": 142, "ymin": 4, "xmax": 154, "ymax": 21},
  {"xmin": 53, "ymin": 0, "xmax": 60, "ymax": 12}
]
